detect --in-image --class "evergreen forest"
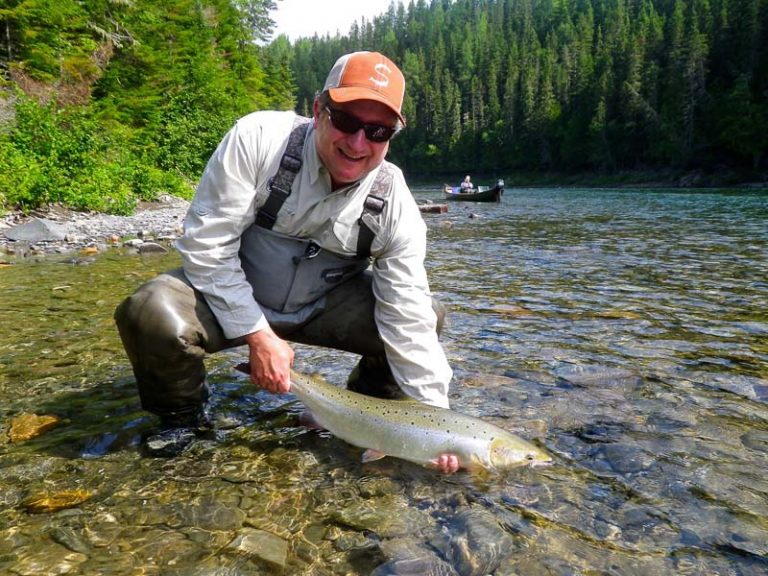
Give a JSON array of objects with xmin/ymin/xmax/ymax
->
[{"xmin": 1, "ymin": 0, "xmax": 766, "ymax": 214}]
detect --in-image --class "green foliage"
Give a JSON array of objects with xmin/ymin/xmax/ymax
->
[
  {"xmin": 1, "ymin": 0, "xmax": 766, "ymax": 217},
  {"xmin": 0, "ymin": 0, "xmax": 283, "ymax": 214},
  {"xmin": 287, "ymin": 0, "xmax": 768, "ymax": 177},
  {"xmin": 0, "ymin": 139, "xmax": 42, "ymax": 209}
]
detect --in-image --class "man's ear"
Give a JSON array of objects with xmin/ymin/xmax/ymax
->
[{"xmin": 312, "ymin": 98, "xmax": 321, "ymax": 122}]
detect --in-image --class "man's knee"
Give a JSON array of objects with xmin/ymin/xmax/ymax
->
[{"xmin": 114, "ymin": 269, "xmax": 204, "ymax": 363}]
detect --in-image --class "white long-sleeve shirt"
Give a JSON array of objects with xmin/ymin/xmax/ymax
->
[{"xmin": 176, "ymin": 110, "xmax": 452, "ymax": 407}]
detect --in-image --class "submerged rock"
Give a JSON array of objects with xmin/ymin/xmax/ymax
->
[
  {"xmin": 8, "ymin": 413, "xmax": 62, "ymax": 442},
  {"xmin": 373, "ymin": 507, "xmax": 514, "ymax": 576},
  {"xmin": 436, "ymin": 508, "xmax": 514, "ymax": 576},
  {"xmin": 227, "ymin": 528, "xmax": 288, "ymax": 569},
  {"xmin": 372, "ymin": 553, "xmax": 459, "ymax": 576},
  {"xmin": 332, "ymin": 494, "xmax": 426, "ymax": 538},
  {"xmin": 22, "ymin": 489, "xmax": 92, "ymax": 513},
  {"xmin": 137, "ymin": 241, "xmax": 169, "ymax": 254}
]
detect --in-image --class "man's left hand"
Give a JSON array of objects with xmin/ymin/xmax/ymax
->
[{"xmin": 430, "ymin": 453, "xmax": 460, "ymax": 474}]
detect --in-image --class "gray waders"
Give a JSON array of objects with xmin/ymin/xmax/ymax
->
[{"xmin": 114, "ymin": 117, "xmax": 445, "ymax": 421}]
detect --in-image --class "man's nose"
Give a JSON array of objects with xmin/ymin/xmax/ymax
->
[{"xmin": 347, "ymin": 128, "xmax": 368, "ymax": 147}]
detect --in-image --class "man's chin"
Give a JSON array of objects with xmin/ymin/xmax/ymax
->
[{"xmin": 331, "ymin": 168, "xmax": 368, "ymax": 188}]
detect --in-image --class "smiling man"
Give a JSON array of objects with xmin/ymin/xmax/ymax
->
[{"xmin": 114, "ymin": 51, "xmax": 457, "ymax": 472}]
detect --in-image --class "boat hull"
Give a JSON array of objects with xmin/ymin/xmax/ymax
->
[{"xmin": 443, "ymin": 183, "xmax": 503, "ymax": 202}]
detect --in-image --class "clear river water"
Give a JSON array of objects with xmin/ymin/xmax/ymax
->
[{"xmin": 1, "ymin": 187, "xmax": 766, "ymax": 575}]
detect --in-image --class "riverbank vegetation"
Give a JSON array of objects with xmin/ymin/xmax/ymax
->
[{"xmin": 1, "ymin": 0, "xmax": 766, "ymax": 214}]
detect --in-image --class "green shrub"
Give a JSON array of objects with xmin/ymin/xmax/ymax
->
[
  {"xmin": 0, "ymin": 96, "xmax": 195, "ymax": 214},
  {"xmin": 60, "ymin": 163, "xmax": 137, "ymax": 215},
  {"xmin": 128, "ymin": 163, "xmax": 194, "ymax": 202},
  {"xmin": 0, "ymin": 140, "xmax": 43, "ymax": 212}
]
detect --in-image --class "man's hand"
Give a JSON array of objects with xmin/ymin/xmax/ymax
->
[
  {"xmin": 244, "ymin": 327, "xmax": 294, "ymax": 394},
  {"xmin": 430, "ymin": 453, "xmax": 461, "ymax": 474}
]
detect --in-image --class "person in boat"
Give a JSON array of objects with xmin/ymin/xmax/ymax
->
[
  {"xmin": 460, "ymin": 175, "xmax": 473, "ymax": 192},
  {"xmin": 114, "ymin": 51, "xmax": 458, "ymax": 473}
]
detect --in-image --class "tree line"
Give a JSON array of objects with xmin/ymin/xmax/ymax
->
[
  {"xmin": 1, "ymin": 0, "xmax": 766, "ymax": 214},
  {"xmin": 287, "ymin": 0, "xmax": 767, "ymax": 180}
]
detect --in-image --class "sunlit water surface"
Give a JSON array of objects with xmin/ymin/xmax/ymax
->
[{"xmin": 1, "ymin": 187, "xmax": 766, "ymax": 575}]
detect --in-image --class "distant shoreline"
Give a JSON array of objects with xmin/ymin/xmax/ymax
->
[{"xmin": 408, "ymin": 169, "xmax": 768, "ymax": 190}]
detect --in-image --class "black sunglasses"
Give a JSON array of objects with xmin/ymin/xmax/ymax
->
[{"xmin": 325, "ymin": 107, "xmax": 399, "ymax": 143}]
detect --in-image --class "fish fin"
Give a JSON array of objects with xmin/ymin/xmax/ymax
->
[
  {"xmin": 465, "ymin": 454, "xmax": 490, "ymax": 475},
  {"xmin": 361, "ymin": 449, "xmax": 387, "ymax": 463}
]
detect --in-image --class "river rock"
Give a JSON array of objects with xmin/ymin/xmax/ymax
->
[
  {"xmin": 373, "ymin": 539, "xmax": 459, "ymax": 576},
  {"xmin": 50, "ymin": 527, "xmax": 91, "ymax": 554},
  {"xmin": 435, "ymin": 507, "xmax": 514, "ymax": 576},
  {"xmin": 137, "ymin": 241, "xmax": 168, "ymax": 254},
  {"xmin": 227, "ymin": 528, "xmax": 288, "ymax": 569},
  {"xmin": 22, "ymin": 489, "xmax": 92, "ymax": 513},
  {"xmin": 332, "ymin": 494, "xmax": 427, "ymax": 538},
  {"xmin": 8, "ymin": 413, "xmax": 62, "ymax": 442},
  {"xmin": 371, "ymin": 553, "xmax": 459, "ymax": 576},
  {"xmin": 8, "ymin": 548, "xmax": 87, "ymax": 576},
  {"xmin": 4, "ymin": 217, "xmax": 68, "ymax": 242}
]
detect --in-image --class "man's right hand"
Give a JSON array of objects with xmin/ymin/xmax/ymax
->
[{"xmin": 243, "ymin": 327, "xmax": 294, "ymax": 394}]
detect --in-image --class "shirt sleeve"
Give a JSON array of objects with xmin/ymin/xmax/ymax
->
[
  {"xmin": 175, "ymin": 117, "xmax": 271, "ymax": 339},
  {"xmin": 371, "ymin": 181, "xmax": 453, "ymax": 409}
]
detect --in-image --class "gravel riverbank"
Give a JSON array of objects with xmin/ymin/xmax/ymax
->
[{"xmin": 0, "ymin": 194, "xmax": 190, "ymax": 261}]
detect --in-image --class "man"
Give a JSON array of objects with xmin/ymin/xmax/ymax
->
[{"xmin": 115, "ymin": 51, "xmax": 458, "ymax": 472}]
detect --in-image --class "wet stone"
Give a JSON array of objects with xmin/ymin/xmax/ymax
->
[
  {"xmin": 22, "ymin": 489, "xmax": 92, "ymax": 514},
  {"xmin": 434, "ymin": 507, "xmax": 514, "ymax": 576},
  {"xmin": 227, "ymin": 527, "xmax": 288, "ymax": 569},
  {"xmin": 8, "ymin": 413, "xmax": 62, "ymax": 442},
  {"xmin": 334, "ymin": 531, "xmax": 374, "ymax": 552},
  {"xmin": 49, "ymin": 527, "xmax": 91, "ymax": 555},
  {"xmin": 183, "ymin": 526, "xmax": 233, "ymax": 549},
  {"xmin": 332, "ymin": 494, "xmax": 427, "ymax": 538},
  {"xmin": 601, "ymin": 444, "xmax": 657, "ymax": 474},
  {"xmin": 373, "ymin": 539, "xmax": 459, "ymax": 576},
  {"xmin": 8, "ymin": 547, "xmax": 87, "ymax": 576},
  {"xmin": 740, "ymin": 430, "xmax": 768, "ymax": 453},
  {"xmin": 128, "ymin": 528, "xmax": 200, "ymax": 566},
  {"xmin": 177, "ymin": 502, "xmax": 246, "ymax": 531},
  {"xmin": 357, "ymin": 476, "xmax": 400, "ymax": 498},
  {"xmin": 83, "ymin": 513, "xmax": 123, "ymax": 547},
  {"xmin": 137, "ymin": 241, "xmax": 168, "ymax": 254},
  {"xmin": 4, "ymin": 218, "xmax": 68, "ymax": 242},
  {"xmin": 0, "ymin": 481, "xmax": 24, "ymax": 507}
]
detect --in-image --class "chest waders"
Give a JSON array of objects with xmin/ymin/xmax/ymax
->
[
  {"xmin": 114, "ymin": 116, "xmax": 420, "ymax": 432},
  {"xmin": 238, "ymin": 116, "xmax": 396, "ymax": 330}
]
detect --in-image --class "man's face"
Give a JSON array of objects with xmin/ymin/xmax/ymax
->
[{"xmin": 313, "ymin": 99, "xmax": 398, "ymax": 189}]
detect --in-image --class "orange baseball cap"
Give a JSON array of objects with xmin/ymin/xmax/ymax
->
[{"xmin": 323, "ymin": 51, "xmax": 406, "ymax": 125}]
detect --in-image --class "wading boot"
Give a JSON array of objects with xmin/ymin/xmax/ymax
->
[
  {"xmin": 142, "ymin": 394, "xmax": 213, "ymax": 458},
  {"xmin": 346, "ymin": 356, "xmax": 408, "ymax": 400}
]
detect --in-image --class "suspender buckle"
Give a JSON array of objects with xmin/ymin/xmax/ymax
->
[
  {"xmin": 363, "ymin": 195, "xmax": 387, "ymax": 214},
  {"xmin": 280, "ymin": 153, "xmax": 302, "ymax": 173},
  {"xmin": 266, "ymin": 176, "xmax": 290, "ymax": 198}
]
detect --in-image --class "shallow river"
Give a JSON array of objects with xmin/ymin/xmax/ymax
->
[{"xmin": 1, "ymin": 187, "xmax": 767, "ymax": 575}]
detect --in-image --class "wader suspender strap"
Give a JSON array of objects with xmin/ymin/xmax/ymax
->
[
  {"xmin": 255, "ymin": 117, "xmax": 312, "ymax": 230},
  {"xmin": 355, "ymin": 163, "xmax": 394, "ymax": 258},
  {"xmin": 255, "ymin": 115, "xmax": 394, "ymax": 258}
]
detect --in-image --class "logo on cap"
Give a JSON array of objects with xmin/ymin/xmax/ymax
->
[
  {"xmin": 323, "ymin": 51, "xmax": 406, "ymax": 125},
  {"xmin": 370, "ymin": 63, "xmax": 392, "ymax": 89}
]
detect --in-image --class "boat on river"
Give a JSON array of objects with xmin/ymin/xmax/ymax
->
[{"xmin": 443, "ymin": 179, "xmax": 504, "ymax": 202}]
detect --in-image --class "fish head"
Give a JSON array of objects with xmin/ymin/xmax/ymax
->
[{"xmin": 488, "ymin": 436, "xmax": 552, "ymax": 470}]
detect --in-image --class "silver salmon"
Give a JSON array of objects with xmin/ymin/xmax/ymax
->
[{"xmin": 289, "ymin": 370, "xmax": 552, "ymax": 472}]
